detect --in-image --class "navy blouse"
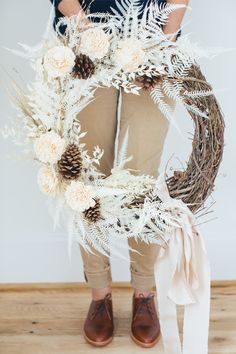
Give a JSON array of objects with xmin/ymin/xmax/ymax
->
[{"xmin": 50, "ymin": 0, "xmax": 168, "ymax": 34}]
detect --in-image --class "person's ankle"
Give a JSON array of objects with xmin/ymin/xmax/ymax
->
[
  {"xmin": 134, "ymin": 288, "xmax": 155, "ymax": 298},
  {"xmin": 91, "ymin": 287, "xmax": 112, "ymax": 301}
]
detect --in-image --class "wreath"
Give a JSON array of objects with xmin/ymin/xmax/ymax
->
[
  {"xmin": 4, "ymin": 2, "xmax": 225, "ymax": 353},
  {"xmin": 166, "ymin": 64, "xmax": 224, "ymax": 212},
  {"xmin": 5, "ymin": 1, "xmax": 224, "ymax": 255}
]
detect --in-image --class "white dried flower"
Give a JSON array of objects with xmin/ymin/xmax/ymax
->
[
  {"xmin": 113, "ymin": 38, "xmax": 146, "ymax": 72},
  {"xmin": 34, "ymin": 131, "xmax": 66, "ymax": 164},
  {"xmin": 43, "ymin": 46, "xmax": 76, "ymax": 77},
  {"xmin": 65, "ymin": 181, "xmax": 96, "ymax": 212},
  {"xmin": 38, "ymin": 165, "xmax": 58, "ymax": 196},
  {"xmin": 79, "ymin": 28, "xmax": 110, "ymax": 60}
]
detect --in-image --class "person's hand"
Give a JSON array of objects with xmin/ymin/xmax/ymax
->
[
  {"xmin": 163, "ymin": 0, "xmax": 189, "ymax": 40},
  {"xmin": 58, "ymin": 0, "xmax": 91, "ymax": 31}
]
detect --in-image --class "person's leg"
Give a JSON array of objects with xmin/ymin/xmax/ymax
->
[
  {"xmin": 77, "ymin": 86, "xmax": 118, "ymax": 346},
  {"xmin": 128, "ymin": 238, "xmax": 159, "ymax": 295},
  {"xmin": 79, "ymin": 246, "xmax": 112, "ymax": 299},
  {"xmin": 78, "ymin": 86, "xmax": 119, "ymax": 177},
  {"xmin": 119, "ymin": 88, "xmax": 175, "ymax": 347},
  {"xmin": 119, "ymin": 88, "xmax": 174, "ymax": 290},
  {"xmin": 78, "ymin": 86, "xmax": 119, "ymax": 300},
  {"xmin": 119, "ymin": 88, "xmax": 172, "ymax": 178}
]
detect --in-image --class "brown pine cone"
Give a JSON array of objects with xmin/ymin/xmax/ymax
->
[
  {"xmin": 135, "ymin": 74, "xmax": 162, "ymax": 90},
  {"xmin": 72, "ymin": 54, "xmax": 95, "ymax": 79},
  {"xmin": 83, "ymin": 199, "xmax": 101, "ymax": 223},
  {"xmin": 57, "ymin": 144, "xmax": 83, "ymax": 180}
]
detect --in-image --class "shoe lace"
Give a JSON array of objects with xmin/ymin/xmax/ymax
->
[
  {"xmin": 134, "ymin": 293, "xmax": 155, "ymax": 320},
  {"xmin": 90, "ymin": 293, "xmax": 112, "ymax": 320}
]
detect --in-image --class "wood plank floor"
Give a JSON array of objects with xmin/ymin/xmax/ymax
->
[{"xmin": 0, "ymin": 285, "xmax": 235, "ymax": 354}]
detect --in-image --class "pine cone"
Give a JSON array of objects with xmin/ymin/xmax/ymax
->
[
  {"xmin": 58, "ymin": 144, "xmax": 83, "ymax": 180},
  {"xmin": 83, "ymin": 199, "xmax": 101, "ymax": 223},
  {"xmin": 136, "ymin": 74, "xmax": 162, "ymax": 90},
  {"xmin": 72, "ymin": 54, "xmax": 95, "ymax": 79}
]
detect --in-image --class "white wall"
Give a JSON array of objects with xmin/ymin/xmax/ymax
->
[{"xmin": 0, "ymin": 0, "xmax": 236, "ymax": 283}]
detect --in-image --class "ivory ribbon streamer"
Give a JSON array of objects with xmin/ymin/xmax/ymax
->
[{"xmin": 154, "ymin": 174, "xmax": 211, "ymax": 354}]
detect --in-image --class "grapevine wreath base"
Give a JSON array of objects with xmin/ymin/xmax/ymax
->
[
  {"xmin": 166, "ymin": 64, "xmax": 224, "ymax": 212},
  {"xmin": 7, "ymin": 2, "xmax": 225, "ymax": 354}
]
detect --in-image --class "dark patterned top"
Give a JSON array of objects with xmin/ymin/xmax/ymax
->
[{"xmin": 49, "ymin": 0, "xmax": 168, "ymax": 34}]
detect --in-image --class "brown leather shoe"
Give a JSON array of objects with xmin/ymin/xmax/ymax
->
[
  {"xmin": 131, "ymin": 293, "xmax": 161, "ymax": 348},
  {"xmin": 83, "ymin": 293, "xmax": 114, "ymax": 347}
]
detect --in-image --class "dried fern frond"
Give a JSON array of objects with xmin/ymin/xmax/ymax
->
[{"xmin": 11, "ymin": 82, "xmax": 34, "ymax": 121}]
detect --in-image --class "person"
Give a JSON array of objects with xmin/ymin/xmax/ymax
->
[{"xmin": 49, "ymin": 0, "xmax": 189, "ymax": 348}]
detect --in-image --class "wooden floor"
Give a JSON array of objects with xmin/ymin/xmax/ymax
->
[{"xmin": 0, "ymin": 284, "xmax": 235, "ymax": 354}]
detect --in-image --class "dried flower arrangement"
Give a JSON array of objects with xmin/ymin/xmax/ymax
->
[
  {"xmin": 3, "ymin": 1, "xmax": 225, "ymax": 353},
  {"xmin": 5, "ymin": 1, "xmax": 224, "ymax": 255}
]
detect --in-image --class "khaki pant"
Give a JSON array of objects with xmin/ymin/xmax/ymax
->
[{"xmin": 78, "ymin": 86, "xmax": 173, "ymax": 291}]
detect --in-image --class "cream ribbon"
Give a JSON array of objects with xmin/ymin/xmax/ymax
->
[{"xmin": 154, "ymin": 174, "xmax": 211, "ymax": 354}]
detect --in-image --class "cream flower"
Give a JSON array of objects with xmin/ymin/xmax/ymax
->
[
  {"xmin": 65, "ymin": 181, "xmax": 96, "ymax": 212},
  {"xmin": 113, "ymin": 38, "xmax": 146, "ymax": 72},
  {"xmin": 43, "ymin": 46, "xmax": 76, "ymax": 77},
  {"xmin": 38, "ymin": 165, "xmax": 58, "ymax": 196},
  {"xmin": 34, "ymin": 131, "xmax": 66, "ymax": 164},
  {"xmin": 79, "ymin": 28, "xmax": 110, "ymax": 60}
]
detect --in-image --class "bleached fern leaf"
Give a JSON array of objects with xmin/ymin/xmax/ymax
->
[
  {"xmin": 183, "ymin": 89, "xmax": 214, "ymax": 98},
  {"xmin": 183, "ymin": 102, "xmax": 209, "ymax": 119},
  {"xmin": 162, "ymin": 79, "xmax": 182, "ymax": 100},
  {"xmin": 111, "ymin": 0, "xmax": 143, "ymax": 18},
  {"xmin": 150, "ymin": 86, "xmax": 183, "ymax": 136},
  {"xmin": 154, "ymin": 3, "xmax": 187, "ymax": 26}
]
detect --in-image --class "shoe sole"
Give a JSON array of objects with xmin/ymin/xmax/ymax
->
[
  {"xmin": 130, "ymin": 331, "xmax": 161, "ymax": 348},
  {"xmin": 84, "ymin": 333, "xmax": 113, "ymax": 347}
]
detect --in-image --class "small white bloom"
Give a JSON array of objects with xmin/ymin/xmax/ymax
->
[
  {"xmin": 43, "ymin": 46, "xmax": 76, "ymax": 77},
  {"xmin": 65, "ymin": 180, "xmax": 96, "ymax": 212},
  {"xmin": 38, "ymin": 165, "xmax": 58, "ymax": 196},
  {"xmin": 79, "ymin": 28, "xmax": 110, "ymax": 60},
  {"xmin": 34, "ymin": 131, "xmax": 66, "ymax": 164},
  {"xmin": 113, "ymin": 38, "xmax": 146, "ymax": 72}
]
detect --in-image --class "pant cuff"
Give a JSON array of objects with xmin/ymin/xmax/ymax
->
[
  {"xmin": 83, "ymin": 267, "xmax": 112, "ymax": 289},
  {"xmin": 130, "ymin": 271, "xmax": 156, "ymax": 291}
]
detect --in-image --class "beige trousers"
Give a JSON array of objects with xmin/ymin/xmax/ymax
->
[{"xmin": 78, "ymin": 87, "xmax": 173, "ymax": 291}]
